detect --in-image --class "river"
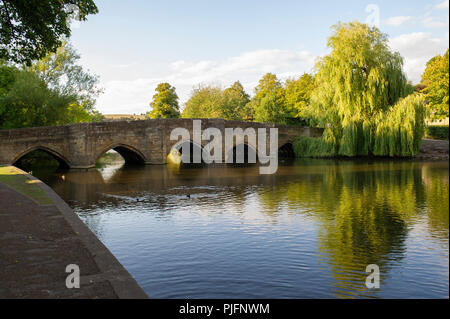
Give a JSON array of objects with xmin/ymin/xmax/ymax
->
[{"xmin": 31, "ymin": 158, "xmax": 449, "ymax": 298}]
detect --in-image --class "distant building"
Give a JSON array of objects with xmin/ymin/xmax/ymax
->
[
  {"xmin": 102, "ymin": 114, "xmax": 147, "ymax": 121},
  {"xmin": 426, "ymin": 117, "xmax": 449, "ymax": 126}
]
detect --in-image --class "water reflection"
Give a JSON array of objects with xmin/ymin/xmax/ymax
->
[{"xmin": 34, "ymin": 159, "xmax": 449, "ymax": 298}]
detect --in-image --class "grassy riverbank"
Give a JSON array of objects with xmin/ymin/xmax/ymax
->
[{"xmin": 0, "ymin": 166, "xmax": 52, "ymax": 205}]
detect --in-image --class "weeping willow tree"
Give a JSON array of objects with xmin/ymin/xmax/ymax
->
[
  {"xmin": 373, "ymin": 94, "xmax": 426, "ymax": 156},
  {"xmin": 295, "ymin": 21, "xmax": 423, "ymax": 157}
]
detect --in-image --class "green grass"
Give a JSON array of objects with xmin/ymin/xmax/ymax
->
[{"xmin": 0, "ymin": 166, "xmax": 53, "ymax": 205}]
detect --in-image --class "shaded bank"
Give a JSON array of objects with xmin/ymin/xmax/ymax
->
[{"xmin": 0, "ymin": 166, "xmax": 148, "ymax": 299}]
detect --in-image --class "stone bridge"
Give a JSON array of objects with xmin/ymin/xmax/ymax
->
[{"xmin": 0, "ymin": 119, "xmax": 323, "ymax": 169}]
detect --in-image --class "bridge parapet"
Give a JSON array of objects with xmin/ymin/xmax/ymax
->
[{"xmin": 0, "ymin": 119, "xmax": 323, "ymax": 168}]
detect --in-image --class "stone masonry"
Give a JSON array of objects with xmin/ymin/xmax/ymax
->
[{"xmin": 0, "ymin": 119, "xmax": 323, "ymax": 169}]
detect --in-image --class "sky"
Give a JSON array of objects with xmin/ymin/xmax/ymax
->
[{"xmin": 69, "ymin": 0, "xmax": 450, "ymax": 115}]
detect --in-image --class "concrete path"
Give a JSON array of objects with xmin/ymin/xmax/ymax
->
[{"xmin": 0, "ymin": 166, "xmax": 148, "ymax": 299}]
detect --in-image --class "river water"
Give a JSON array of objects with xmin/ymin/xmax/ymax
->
[{"xmin": 33, "ymin": 158, "xmax": 449, "ymax": 298}]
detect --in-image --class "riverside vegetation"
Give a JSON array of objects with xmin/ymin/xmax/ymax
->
[
  {"xmin": 146, "ymin": 22, "xmax": 448, "ymax": 159},
  {"xmin": 1, "ymin": 2, "xmax": 448, "ymax": 160}
]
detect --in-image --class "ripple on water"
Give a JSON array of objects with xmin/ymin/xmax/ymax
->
[{"xmin": 38, "ymin": 160, "xmax": 449, "ymax": 298}]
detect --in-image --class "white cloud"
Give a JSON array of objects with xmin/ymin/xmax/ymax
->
[
  {"xmin": 97, "ymin": 49, "xmax": 318, "ymax": 114},
  {"xmin": 435, "ymin": 0, "xmax": 449, "ymax": 9},
  {"xmin": 96, "ymin": 77, "xmax": 161, "ymax": 114},
  {"xmin": 385, "ymin": 16, "xmax": 413, "ymax": 26},
  {"xmin": 96, "ymin": 32, "xmax": 449, "ymax": 114},
  {"xmin": 422, "ymin": 16, "xmax": 448, "ymax": 28},
  {"xmin": 418, "ymin": 3, "xmax": 449, "ymax": 29},
  {"xmin": 382, "ymin": 5, "xmax": 448, "ymax": 29},
  {"xmin": 389, "ymin": 32, "xmax": 449, "ymax": 83}
]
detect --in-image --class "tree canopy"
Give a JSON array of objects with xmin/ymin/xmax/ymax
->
[
  {"xmin": 181, "ymin": 74, "xmax": 315, "ymax": 125},
  {"xmin": 284, "ymin": 73, "xmax": 315, "ymax": 118},
  {"xmin": 222, "ymin": 81, "xmax": 251, "ymax": 120},
  {"xmin": 28, "ymin": 41, "xmax": 102, "ymax": 113},
  {"xmin": 295, "ymin": 21, "xmax": 423, "ymax": 157},
  {"xmin": 148, "ymin": 83, "xmax": 180, "ymax": 119},
  {"xmin": 0, "ymin": 0, "xmax": 98, "ymax": 64},
  {"xmin": 182, "ymin": 82, "xmax": 250, "ymax": 120},
  {"xmin": 421, "ymin": 49, "xmax": 449, "ymax": 121},
  {"xmin": 0, "ymin": 42, "xmax": 102, "ymax": 129},
  {"xmin": 251, "ymin": 73, "xmax": 289, "ymax": 123},
  {"xmin": 182, "ymin": 85, "xmax": 224, "ymax": 119}
]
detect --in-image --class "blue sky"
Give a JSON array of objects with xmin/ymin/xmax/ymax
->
[{"xmin": 69, "ymin": 0, "xmax": 449, "ymax": 114}]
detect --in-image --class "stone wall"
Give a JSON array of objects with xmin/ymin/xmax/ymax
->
[{"xmin": 0, "ymin": 119, "xmax": 323, "ymax": 168}]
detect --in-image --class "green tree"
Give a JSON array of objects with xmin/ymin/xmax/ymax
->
[
  {"xmin": 0, "ymin": 61, "xmax": 16, "ymax": 96},
  {"xmin": 0, "ymin": 70, "xmax": 74, "ymax": 129},
  {"xmin": 182, "ymin": 85, "xmax": 224, "ymax": 119},
  {"xmin": 0, "ymin": 0, "xmax": 98, "ymax": 64},
  {"xmin": 303, "ymin": 21, "xmax": 418, "ymax": 157},
  {"xmin": 254, "ymin": 73, "xmax": 283, "ymax": 99},
  {"xmin": 372, "ymin": 93, "xmax": 426, "ymax": 156},
  {"xmin": 148, "ymin": 83, "xmax": 180, "ymax": 118},
  {"xmin": 284, "ymin": 73, "xmax": 315, "ymax": 118},
  {"xmin": 0, "ymin": 61, "xmax": 17, "ymax": 126},
  {"xmin": 254, "ymin": 92, "xmax": 290, "ymax": 124},
  {"xmin": 251, "ymin": 73, "xmax": 289, "ymax": 124},
  {"xmin": 222, "ymin": 81, "xmax": 250, "ymax": 120},
  {"xmin": 182, "ymin": 82, "xmax": 251, "ymax": 120},
  {"xmin": 0, "ymin": 43, "xmax": 103, "ymax": 129},
  {"xmin": 28, "ymin": 41, "xmax": 102, "ymax": 115},
  {"xmin": 421, "ymin": 49, "xmax": 449, "ymax": 120}
]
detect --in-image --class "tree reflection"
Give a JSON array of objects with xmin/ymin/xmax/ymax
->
[
  {"xmin": 256, "ymin": 160, "xmax": 449, "ymax": 297},
  {"xmin": 422, "ymin": 163, "xmax": 449, "ymax": 241},
  {"xmin": 35, "ymin": 158, "xmax": 449, "ymax": 298}
]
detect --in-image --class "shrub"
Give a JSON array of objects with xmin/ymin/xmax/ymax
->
[
  {"xmin": 284, "ymin": 117, "xmax": 310, "ymax": 127},
  {"xmin": 426, "ymin": 125, "xmax": 449, "ymax": 140},
  {"xmin": 293, "ymin": 131, "xmax": 335, "ymax": 158}
]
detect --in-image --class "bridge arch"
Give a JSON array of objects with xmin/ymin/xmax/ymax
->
[
  {"xmin": 12, "ymin": 146, "xmax": 71, "ymax": 169},
  {"xmin": 278, "ymin": 142, "xmax": 296, "ymax": 158},
  {"xmin": 95, "ymin": 144, "xmax": 146, "ymax": 165},
  {"xmin": 0, "ymin": 120, "xmax": 323, "ymax": 168},
  {"xmin": 168, "ymin": 140, "xmax": 205, "ymax": 164},
  {"xmin": 226, "ymin": 143, "xmax": 259, "ymax": 164}
]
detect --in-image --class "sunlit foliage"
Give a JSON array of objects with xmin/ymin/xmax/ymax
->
[
  {"xmin": 373, "ymin": 94, "xmax": 426, "ymax": 156},
  {"xmin": 295, "ymin": 21, "xmax": 422, "ymax": 157},
  {"xmin": 148, "ymin": 82, "xmax": 180, "ymax": 118},
  {"xmin": 421, "ymin": 49, "xmax": 449, "ymax": 121},
  {"xmin": 28, "ymin": 41, "xmax": 102, "ymax": 110},
  {"xmin": 251, "ymin": 73, "xmax": 289, "ymax": 123},
  {"xmin": 182, "ymin": 85, "xmax": 224, "ymax": 118},
  {"xmin": 0, "ymin": 42, "xmax": 102, "ymax": 129},
  {"xmin": 284, "ymin": 73, "xmax": 315, "ymax": 118},
  {"xmin": 182, "ymin": 82, "xmax": 250, "ymax": 120},
  {"xmin": 222, "ymin": 81, "xmax": 251, "ymax": 120}
]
